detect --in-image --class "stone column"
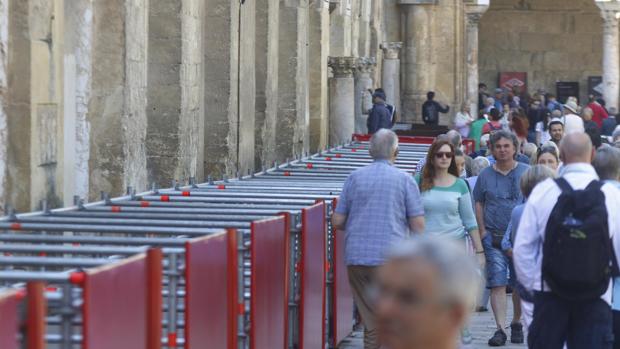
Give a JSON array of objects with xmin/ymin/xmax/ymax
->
[
  {"xmin": 465, "ymin": 4, "xmax": 488, "ymax": 118},
  {"xmin": 277, "ymin": 0, "xmax": 310, "ymax": 160},
  {"xmin": 380, "ymin": 42, "xmax": 402, "ymax": 116},
  {"xmin": 147, "ymin": 0, "xmax": 205, "ymax": 187},
  {"xmin": 597, "ymin": 1, "xmax": 620, "ymax": 111},
  {"xmin": 354, "ymin": 57, "xmax": 376, "ymax": 134},
  {"xmin": 308, "ymin": 0, "xmax": 330, "ymax": 152},
  {"xmin": 330, "ymin": 0, "xmax": 352, "ymax": 56},
  {"xmin": 255, "ymin": 0, "xmax": 279, "ymax": 168},
  {"xmin": 328, "ymin": 56, "xmax": 356, "ymax": 145},
  {"xmin": 204, "ymin": 0, "xmax": 256, "ymax": 177},
  {"xmin": 400, "ymin": 0, "xmax": 436, "ymax": 122}
]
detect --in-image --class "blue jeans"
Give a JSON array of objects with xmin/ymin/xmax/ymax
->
[{"xmin": 528, "ymin": 292, "xmax": 613, "ymax": 349}]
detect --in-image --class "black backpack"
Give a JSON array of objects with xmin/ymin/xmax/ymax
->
[{"xmin": 542, "ymin": 178, "xmax": 615, "ymax": 301}]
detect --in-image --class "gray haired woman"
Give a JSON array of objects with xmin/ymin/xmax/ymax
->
[{"xmin": 501, "ymin": 165, "xmax": 556, "ymax": 329}]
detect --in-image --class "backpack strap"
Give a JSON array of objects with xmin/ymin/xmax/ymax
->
[
  {"xmin": 554, "ymin": 178, "xmax": 573, "ymax": 194},
  {"xmin": 586, "ymin": 179, "xmax": 604, "ymax": 192}
]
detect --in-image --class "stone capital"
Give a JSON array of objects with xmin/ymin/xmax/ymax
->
[
  {"xmin": 465, "ymin": 5, "xmax": 488, "ymax": 27},
  {"xmin": 597, "ymin": 1, "xmax": 620, "ymax": 27},
  {"xmin": 380, "ymin": 42, "xmax": 403, "ymax": 59},
  {"xmin": 328, "ymin": 56, "xmax": 356, "ymax": 78},
  {"xmin": 354, "ymin": 57, "xmax": 376, "ymax": 75}
]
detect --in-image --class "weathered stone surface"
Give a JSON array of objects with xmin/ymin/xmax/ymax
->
[
  {"xmin": 277, "ymin": 0, "xmax": 310, "ymax": 161},
  {"xmin": 203, "ymin": 0, "xmax": 239, "ymax": 178},
  {"xmin": 255, "ymin": 0, "xmax": 279, "ymax": 168},
  {"xmin": 308, "ymin": 0, "xmax": 329, "ymax": 152},
  {"xmin": 479, "ymin": 0, "xmax": 603, "ymax": 103}
]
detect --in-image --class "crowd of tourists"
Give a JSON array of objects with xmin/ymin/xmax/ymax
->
[{"xmin": 339, "ymin": 87, "xmax": 620, "ymax": 349}]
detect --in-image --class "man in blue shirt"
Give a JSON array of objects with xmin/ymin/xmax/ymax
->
[
  {"xmin": 333, "ymin": 129, "xmax": 425, "ymax": 349},
  {"xmin": 474, "ymin": 130, "xmax": 529, "ymax": 346}
]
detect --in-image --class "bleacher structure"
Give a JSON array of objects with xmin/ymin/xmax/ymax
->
[{"xmin": 0, "ymin": 135, "xmax": 431, "ymax": 349}]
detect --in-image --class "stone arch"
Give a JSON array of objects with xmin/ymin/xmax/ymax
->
[{"xmin": 478, "ymin": 0, "xmax": 603, "ymax": 102}]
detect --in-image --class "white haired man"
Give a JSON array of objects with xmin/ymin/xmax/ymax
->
[
  {"xmin": 375, "ymin": 235, "xmax": 482, "ymax": 349},
  {"xmin": 333, "ymin": 129, "xmax": 425, "ymax": 349}
]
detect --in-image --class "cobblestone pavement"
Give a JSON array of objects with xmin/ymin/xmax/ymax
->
[{"xmin": 338, "ymin": 296, "xmax": 527, "ymax": 349}]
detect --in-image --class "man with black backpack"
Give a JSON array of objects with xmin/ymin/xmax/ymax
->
[
  {"xmin": 514, "ymin": 132, "xmax": 620, "ymax": 349},
  {"xmin": 422, "ymin": 91, "xmax": 450, "ymax": 125}
]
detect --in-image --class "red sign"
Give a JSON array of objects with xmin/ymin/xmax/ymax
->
[{"xmin": 499, "ymin": 72, "xmax": 527, "ymax": 92}]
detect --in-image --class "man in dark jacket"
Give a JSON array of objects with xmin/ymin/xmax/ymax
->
[
  {"xmin": 422, "ymin": 91, "xmax": 450, "ymax": 125},
  {"xmin": 367, "ymin": 91, "xmax": 392, "ymax": 134}
]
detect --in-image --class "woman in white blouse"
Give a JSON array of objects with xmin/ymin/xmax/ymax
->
[{"xmin": 454, "ymin": 102, "xmax": 474, "ymax": 138}]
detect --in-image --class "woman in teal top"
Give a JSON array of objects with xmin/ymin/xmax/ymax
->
[
  {"xmin": 415, "ymin": 140, "xmax": 485, "ymax": 268},
  {"xmin": 415, "ymin": 139, "xmax": 485, "ymax": 345}
]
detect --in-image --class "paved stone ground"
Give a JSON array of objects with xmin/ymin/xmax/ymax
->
[{"xmin": 338, "ymin": 296, "xmax": 527, "ymax": 349}]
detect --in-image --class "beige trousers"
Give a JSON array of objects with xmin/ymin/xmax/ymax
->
[{"xmin": 347, "ymin": 265, "xmax": 380, "ymax": 349}]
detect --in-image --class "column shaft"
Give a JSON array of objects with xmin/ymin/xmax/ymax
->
[
  {"xmin": 465, "ymin": 7, "xmax": 486, "ymax": 117},
  {"xmin": 402, "ymin": 4, "xmax": 433, "ymax": 122},
  {"xmin": 381, "ymin": 42, "xmax": 402, "ymax": 119},
  {"xmin": 602, "ymin": 11, "xmax": 620, "ymax": 111},
  {"xmin": 255, "ymin": 0, "xmax": 279, "ymax": 168},
  {"xmin": 277, "ymin": 0, "xmax": 310, "ymax": 160},
  {"xmin": 308, "ymin": 0, "xmax": 330, "ymax": 152},
  {"xmin": 329, "ymin": 57, "xmax": 356, "ymax": 145},
  {"xmin": 354, "ymin": 57, "xmax": 376, "ymax": 134}
]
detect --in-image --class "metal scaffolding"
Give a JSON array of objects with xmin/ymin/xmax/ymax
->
[{"xmin": 0, "ymin": 136, "xmax": 430, "ymax": 349}]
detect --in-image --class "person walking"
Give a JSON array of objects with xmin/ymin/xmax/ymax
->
[
  {"xmin": 482, "ymin": 108, "xmax": 503, "ymax": 135},
  {"xmin": 514, "ymin": 133, "xmax": 620, "ymax": 349},
  {"xmin": 562, "ymin": 100, "xmax": 585, "ymax": 135},
  {"xmin": 414, "ymin": 139, "xmax": 485, "ymax": 346},
  {"xmin": 593, "ymin": 146, "xmax": 620, "ymax": 349},
  {"xmin": 454, "ymin": 102, "xmax": 474, "ymax": 138},
  {"xmin": 367, "ymin": 90, "xmax": 393, "ymax": 134},
  {"xmin": 332, "ymin": 129, "xmax": 425, "ymax": 349},
  {"xmin": 415, "ymin": 140, "xmax": 484, "ymax": 261},
  {"xmin": 588, "ymin": 95, "xmax": 609, "ymax": 129},
  {"xmin": 422, "ymin": 91, "xmax": 450, "ymax": 126},
  {"xmin": 471, "ymin": 113, "xmax": 489, "ymax": 151},
  {"xmin": 473, "ymin": 130, "xmax": 529, "ymax": 346},
  {"xmin": 375, "ymin": 236, "xmax": 481, "ymax": 349},
  {"xmin": 536, "ymin": 146, "xmax": 560, "ymax": 172},
  {"xmin": 500, "ymin": 165, "xmax": 556, "ymax": 330}
]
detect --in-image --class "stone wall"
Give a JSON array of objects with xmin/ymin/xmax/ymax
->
[{"xmin": 479, "ymin": 0, "xmax": 603, "ymax": 102}]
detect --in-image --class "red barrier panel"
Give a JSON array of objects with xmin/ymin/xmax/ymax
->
[
  {"xmin": 147, "ymin": 249, "xmax": 163, "ymax": 349},
  {"xmin": 82, "ymin": 254, "xmax": 147, "ymax": 349},
  {"xmin": 26, "ymin": 282, "xmax": 46, "ymax": 349},
  {"xmin": 331, "ymin": 199, "xmax": 354, "ymax": 345},
  {"xmin": 299, "ymin": 202, "xmax": 327, "ymax": 349},
  {"xmin": 0, "ymin": 290, "xmax": 20, "ymax": 349},
  {"xmin": 185, "ymin": 230, "xmax": 237, "ymax": 349},
  {"xmin": 251, "ymin": 215, "xmax": 289, "ymax": 349},
  {"xmin": 352, "ymin": 133, "xmax": 435, "ymax": 144}
]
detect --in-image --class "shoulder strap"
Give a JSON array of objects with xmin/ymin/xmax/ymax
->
[
  {"xmin": 555, "ymin": 178, "xmax": 573, "ymax": 194},
  {"xmin": 586, "ymin": 179, "xmax": 604, "ymax": 192}
]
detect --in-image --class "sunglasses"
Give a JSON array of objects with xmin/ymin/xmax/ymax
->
[{"xmin": 435, "ymin": 152, "xmax": 454, "ymax": 159}]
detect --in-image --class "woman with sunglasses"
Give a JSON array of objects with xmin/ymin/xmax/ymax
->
[
  {"xmin": 414, "ymin": 140, "xmax": 484, "ymax": 261},
  {"xmin": 415, "ymin": 140, "xmax": 484, "ymax": 345}
]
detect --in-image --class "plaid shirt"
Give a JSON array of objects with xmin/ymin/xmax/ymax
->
[{"xmin": 335, "ymin": 160, "xmax": 424, "ymax": 266}]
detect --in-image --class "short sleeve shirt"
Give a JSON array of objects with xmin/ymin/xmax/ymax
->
[
  {"xmin": 336, "ymin": 160, "xmax": 424, "ymax": 266},
  {"xmin": 473, "ymin": 163, "xmax": 529, "ymax": 234}
]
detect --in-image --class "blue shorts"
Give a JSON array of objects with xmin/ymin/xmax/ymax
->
[{"xmin": 482, "ymin": 234, "xmax": 514, "ymax": 288}]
